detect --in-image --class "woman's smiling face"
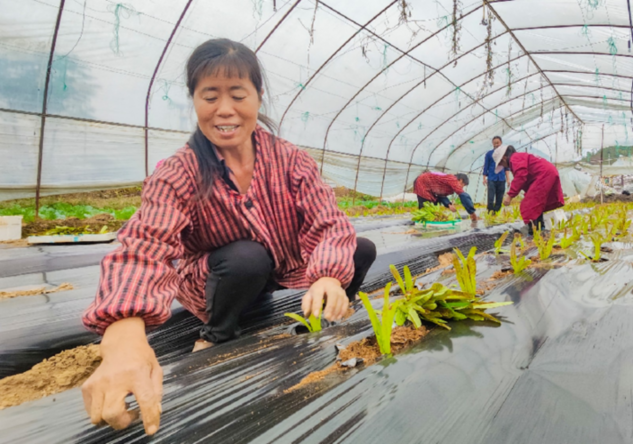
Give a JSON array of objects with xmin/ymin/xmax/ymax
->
[{"xmin": 193, "ymin": 72, "xmax": 261, "ymax": 151}]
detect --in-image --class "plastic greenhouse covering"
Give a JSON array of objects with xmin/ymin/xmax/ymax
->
[{"xmin": 1, "ymin": 0, "xmax": 633, "ymax": 202}]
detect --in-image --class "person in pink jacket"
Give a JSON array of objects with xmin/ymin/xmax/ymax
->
[{"xmin": 493, "ymin": 145, "xmax": 565, "ymax": 234}]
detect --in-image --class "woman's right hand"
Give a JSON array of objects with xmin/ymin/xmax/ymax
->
[{"xmin": 82, "ymin": 317, "xmax": 163, "ymax": 435}]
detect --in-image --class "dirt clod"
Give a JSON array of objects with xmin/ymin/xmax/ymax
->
[{"xmin": 0, "ymin": 344, "xmax": 101, "ymax": 410}]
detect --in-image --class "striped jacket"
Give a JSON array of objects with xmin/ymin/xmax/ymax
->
[
  {"xmin": 83, "ymin": 127, "xmax": 356, "ymax": 335},
  {"xmin": 414, "ymin": 172, "xmax": 464, "ymax": 202}
]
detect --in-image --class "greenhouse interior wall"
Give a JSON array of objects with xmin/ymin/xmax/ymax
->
[{"xmin": 2, "ymin": 0, "xmax": 633, "ymax": 202}]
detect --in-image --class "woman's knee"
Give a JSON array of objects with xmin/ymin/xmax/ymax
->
[
  {"xmin": 208, "ymin": 240, "xmax": 273, "ymax": 279},
  {"xmin": 355, "ymin": 237, "xmax": 377, "ymax": 265}
]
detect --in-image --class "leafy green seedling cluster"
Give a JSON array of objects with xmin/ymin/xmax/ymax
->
[
  {"xmin": 453, "ymin": 247, "xmax": 477, "ymax": 294},
  {"xmin": 533, "ymin": 227, "xmax": 556, "ymax": 261},
  {"xmin": 411, "ymin": 202, "xmax": 456, "ymax": 223},
  {"xmin": 359, "ymin": 285, "xmax": 400, "ymax": 355},
  {"xmin": 510, "ymin": 235, "xmax": 531, "ymax": 273},
  {"xmin": 494, "ymin": 231, "xmax": 510, "ymax": 255},
  {"xmin": 360, "ymin": 263, "xmax": 513, "ymax": 355}
]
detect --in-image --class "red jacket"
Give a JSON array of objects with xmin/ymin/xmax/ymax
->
[
  {"xmin": 83, "ymin": 127, "xmax": 356, "ymax": 335},
  {"xmin": 508, "ymin": 153, "xmax": 564, "ymax": 222},
  {"xmin": 414, "ymin": 172, "xmax": 464, "ymax": 202}
]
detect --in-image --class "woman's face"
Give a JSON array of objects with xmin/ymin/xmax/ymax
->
[{"xmin": 193, "ymin": 72, "xmax": 261, "ymax": 151}]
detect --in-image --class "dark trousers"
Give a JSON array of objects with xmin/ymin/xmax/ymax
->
[
  {"xmin": 527, "ymin": 214, "xmax": 545, "ymax": 235},
  {"xmin": 418, "ymin": 196, "xmax": 448, "ymax": 209},
  {"xmin": 200, "ymin": 238, "xmax": 377, "ymax": 343},
  {"xmin": 487, "ymin": 180, "xmax": 506, "ymax": 213}
]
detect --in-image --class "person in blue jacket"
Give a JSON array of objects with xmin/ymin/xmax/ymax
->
[{"xmin": 483, "ymin": 136, "xmax": 511, "ymax": 213}]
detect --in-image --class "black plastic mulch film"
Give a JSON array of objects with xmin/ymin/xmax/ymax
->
[{"xmin": 3, "ymin": 223, "xmax": 633, "ymax": 443}]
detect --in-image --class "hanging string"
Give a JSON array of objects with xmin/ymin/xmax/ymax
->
[{"xmin": 107, "ymin": 3, "xmax": 139, "ymax": 55}]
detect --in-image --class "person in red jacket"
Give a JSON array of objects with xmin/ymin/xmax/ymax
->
[
  {"xmin": 414, "ymin": 171, "xmax": 478, "ymax": 221},
  {"xmin": 494, "ymin": 145, "xmax": 565, "ymax": 233},
  {"xmin": 80, "ymin": 38, "xmax": 376, "ymax": 436}
]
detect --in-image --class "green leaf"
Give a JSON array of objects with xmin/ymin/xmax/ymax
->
[
  {"xmin": 284, "ymin": 312, "xmax": 312, "ymax": 332},
  {"xmin": 395, "ymin": 308, "xmax": 407, "ymax": 326},
  {"xmin": 408, "ymin": 306, "xmax": 422, "ymax": 329},
  {"xmin": 403, "ymin": 265, "xmax": 414, "ymax": 293},
  {"xmin": 359, "ymin": 292, "xmax": 383, "ymax": 346},
  {"xmin": 390, "ymin": 265, "xmax": 406, "ymax": 294}
]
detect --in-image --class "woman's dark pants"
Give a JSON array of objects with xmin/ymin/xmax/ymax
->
[{"xmin": 200, "ymin": 238, "xmax": 377, "ymax": 344}]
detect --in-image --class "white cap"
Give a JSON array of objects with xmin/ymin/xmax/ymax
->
[{"xmin": 492, "ymin": 145, "xmax": 509, "ymax": 174}]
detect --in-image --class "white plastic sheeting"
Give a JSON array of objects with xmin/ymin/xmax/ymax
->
[{"xmin": 1, "ymin": 0, "xmax": 632, "ymax": 201}]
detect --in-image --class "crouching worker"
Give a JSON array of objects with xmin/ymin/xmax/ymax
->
[
  {"xmin": 80, "ymin": 38, "xmax": 377, "ymax": 436},
  {"xmin": 413, "ymin": 171, "xmax": 478, "ymax": 221},
  {"xmin": 494, "ymin": 145, "xmax": 564, "ymax": 234}
]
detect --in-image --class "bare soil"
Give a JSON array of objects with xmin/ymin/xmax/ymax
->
[
  {"xmin": 0, "ymin": 283, "xmax": 73, "ymax": 300},
  {"xmin": 23, "ymin": 213, "xmax": 126, "ymax": 237},
  {"xmin": 332, "ymin": 187, "xmax": 376, "ymax": 201},
  {"xmin": 286, "ymin": 326, "xmax": 428, "ymax": 393},
  {"xmin": 0, "ymin": 344, "xmax": 101, "ymax": 410},
  {"xmin": 489, "ymin": 270, "xmax": 512, "ymax": 281},
  {"xmin": 1, "ymin": 187, "xmax": 142, "ymax": 211}
]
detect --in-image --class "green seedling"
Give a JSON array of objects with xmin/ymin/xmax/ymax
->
[
  {"xmin": 514, "ymin": 232, "xmax": 525, "ymax": 250},
  {"xmin": 584, "ymin": 232, "xmax": 607, "ymax": 262},
  {"xmin": 533, "ymin": 227, "xmax": 556, "ymax": 261},
  {"xmin": 411, "ymin": 202, "xmax": 456, "ymax": 223},
  {"xmin": 44, "ymin": 225, "xmax": 111, "ymax": 236},
  {"xmin": 510, "ymin": 240, "xmax": 531, "ymax": 273},
  {"xmin": 284, "ymin": 307, "xmax": 323, "ymax": 333},
  {"xmin": 559, "ymin": 230, "xmax": 578, "ymax": 249},
  {"xmin": 359, "ymin": 285, "xmax": 401, "ymax": 355},
  {"xmin": 494, "ymin": 231, "xmax": 510, "ymax": 254},
  {"xmin": 453, "ymin": 247, "xmax": 477, "ymax": 294},
  {"xmin": 390, "ymin": 265, "xmax": 425, "ymax": 329},
  {"xmin": 409, "ymin": 282, "xmax": 512, "ymax": 330}
]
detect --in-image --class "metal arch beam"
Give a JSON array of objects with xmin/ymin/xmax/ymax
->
[
  {"xmin": 316, "ymin": 2, "xmax": 486, "ymax": 175},
  {"xmin": 556, "ymin": 94, "xmax": 633, "ymax": 102},
  {"xmin": 376, "ymin": 78, "xmax": 631, "ymax": 198},
  {"xmin": 484, "ymin": 0, "xmax": 585, "ymax": 125},
  {"xmin": 255, "ymin": 0, "xmax": 303, "ymax": 53},
  {"xmin": 350, "ymin": 30, "xmax": 514, "ymax": 200},
  {"xmin": 375, "ymin": 59, "xmax": 540, "ymax": 199},
  {"xmin": 35, "ymin": 0, "xmax": 65, "ymax": 217},
  {"xmin": 544, "ymin": 70, "xmax": 633, "ymax": 81},
  {"xmin": 400, "ymin": 94, "xmax": 559, "ymax": 198},
  {"xmin": 548, "ymin": 83, "xmax": 633, "ymax": 96},
  {"xmin": 467, "ymin": 129, "xmax": 565, "ymax": 175},
  {"xmin": 532, "ymin": 51, "xmax": 633, "ymax": 60},
  {"xmin": 144, "ymin": 0, "xmax": 194, "ymax": 177},
  {"xmin": 512, "ymin": 24, "xmax": 633, "ymax": 31},
  {"xmin": 442, "ymin": 97, "xmax": 564, "ymax": 168},
  {"xmin": 277, "ymin": 0, "xmax": 399, "ymax": 132},
  {"xmin": 376, "ymin": 70, "xmax": 538, "ymax": 200},
  {"xmin": 419, "ymin": 84, "xmax": 550, "ymax": 171}
]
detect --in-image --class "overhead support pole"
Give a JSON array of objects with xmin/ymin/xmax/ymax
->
[
  {"xmin": 35, "ymin": 0, "xmax": 65, "ymax": 218},
  {"xmin": 484, "ymin": 0, "xmax": 584, "ymax": 126},
  {"xmin": 256, "ymin": 0, "xmax": 303, "ymax": 53},
  {"xmin": 144, "ymin": 0, "xmax": 194, "ymax": 177}
]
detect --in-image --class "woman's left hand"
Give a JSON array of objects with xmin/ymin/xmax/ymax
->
[
  {"xmin": 302, "ymin": 277, "xmax": 348, "ymax": 322},
  {"xmin": 503, "ymin": 195, "xmax": 512, "ymax": 206}
]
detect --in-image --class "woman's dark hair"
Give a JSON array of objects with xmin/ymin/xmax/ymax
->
[
  {"xmin": 185, "ymin": 38, "xmax": 276, "ymax": 199},
  {"xmin": 455, "ymin": 173, "xmax": 469, "ymax": 186},
  {"xmin": 504, "ymin": 145, "xmax": 517, "ymax": 159},
  {"xmin": 492, "ymin": 135, "xmax": 502, "ymax": 143}
]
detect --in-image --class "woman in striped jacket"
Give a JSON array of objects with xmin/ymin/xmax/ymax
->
[{"xmin": 81, "ymin": 38, "xmax": 376, "ymax": 435}]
